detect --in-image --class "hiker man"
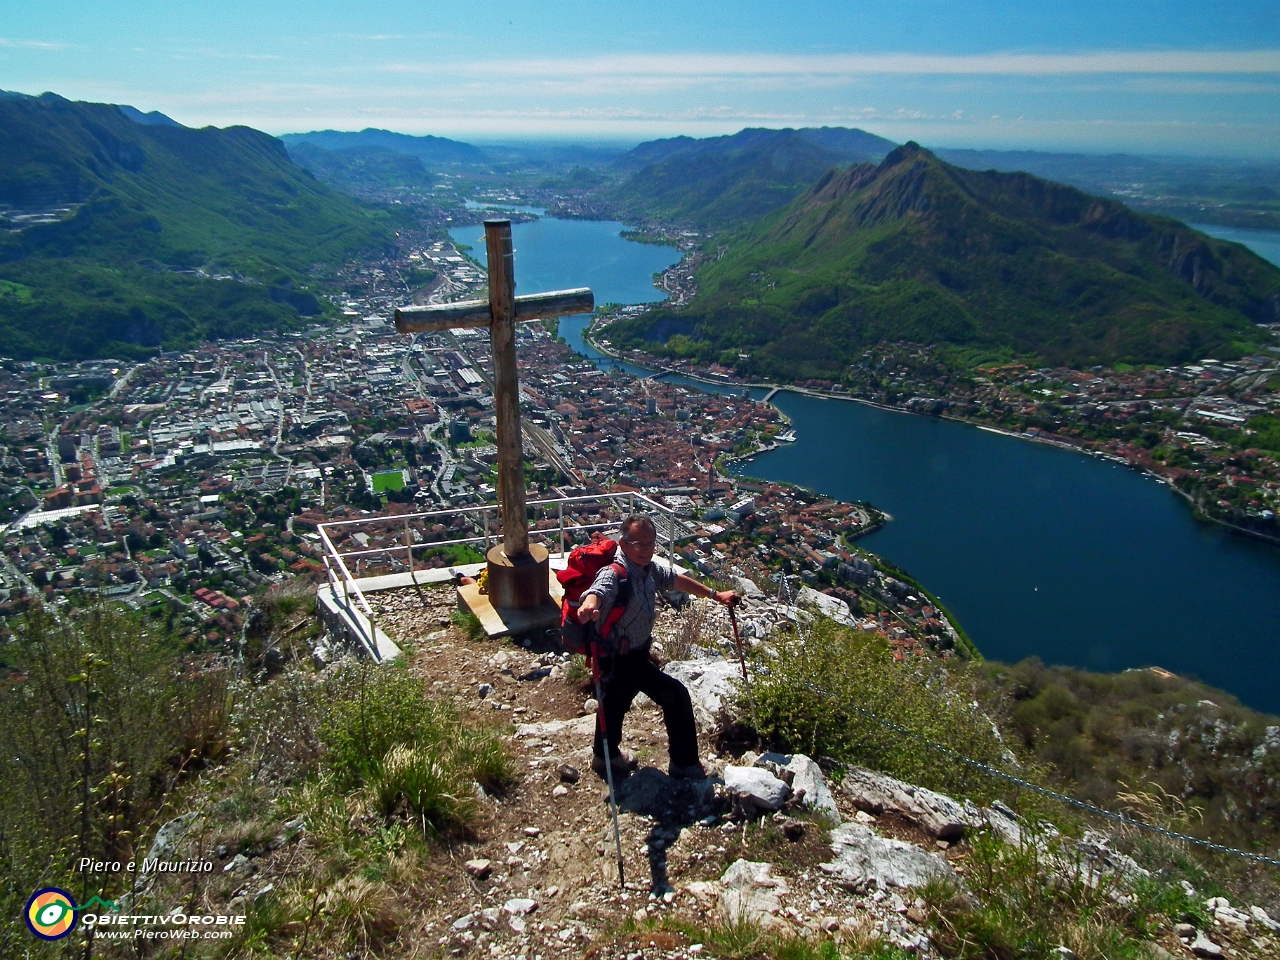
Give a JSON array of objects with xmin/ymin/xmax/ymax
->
[{"xmin": 576, "ymin": 513, "xmax": 738, "ymax": 780}]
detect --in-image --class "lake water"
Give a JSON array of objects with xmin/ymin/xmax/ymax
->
[
  {"xmin": 448, "ymin": 218, "xmax": 681, "ymax": 306},
  {"xmin": 1191, "ymin": 223, "xmax": 1280, "ymax": 268},
  {"xmin": 458, "ymin": 215, "xmax": 1280, "ymax": 713},
  {"xmin": 736, "ymin": 395, "xmax": 1280, "ymax": 713}
]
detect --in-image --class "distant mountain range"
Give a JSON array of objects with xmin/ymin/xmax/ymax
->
[
  {"xmin": 6, "ymin": 92, "xmax": 1275, "ymax": 367},
  {"xmin": 280, "ymin": 124, "xmax": 899, "ymax": 230},
  {"xmin": 0, "ymin": 92, "xmax": 390, "ymax": 359},
  {"xmin": 281, "ymin": 129, "xmax": 627, "ymax": 186},
  {"xmin": 936, "ymin": 148, "xmax": 1280, "ymax": 232},
  {"xmin": 604, "ymin": 127, "xmax": 897, "ymax": 229},
  {"xmin": 280, "ymin": 128, "xmax": 488, "ymax": 166},
  {"xmin": 607, "ymin": 143, "xmax": 1280, "ymax": 374}
]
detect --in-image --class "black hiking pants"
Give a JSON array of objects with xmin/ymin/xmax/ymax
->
[{"xmin": 593, "ymin": 647, "xmax": 699, "ymax": 767}]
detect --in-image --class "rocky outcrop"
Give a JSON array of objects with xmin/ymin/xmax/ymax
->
[
  {"xmin": 724, "ymin": 765, "xmax": 790, "ymax": 815},
  {"xmin": 840, "ymin": 766, "xmax": 972, "ymax": 841},
  {"xmin": 662, "ymin": 658, "xmax": 742, "ymax": 732},
  {"xmin": 795, "ymin": 586, "xmax": 857, "ymax": 627},
  {"xmin": 718, "ymin": 859, "xmax": 791, "ymax": 928},
  {"xmin": 820, "ymin": 822, "xmax": 956, "ymax": 890},
  {"xmin": 754, "ymin": 752, "xmax": 841, "ymax": 823}
]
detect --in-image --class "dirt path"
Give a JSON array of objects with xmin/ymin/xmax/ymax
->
[{"xmin": 360, "ymin": 586, "xmax": 946, "ymax": 958}]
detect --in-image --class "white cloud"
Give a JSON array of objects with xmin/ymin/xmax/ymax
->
[
  {"xmin": 381, "ymin": 49, "xmax": 1280, "ymax": 81},
  {"xmin": 0, "ymin": 37, "xmax": 69, "ymax": 51}
]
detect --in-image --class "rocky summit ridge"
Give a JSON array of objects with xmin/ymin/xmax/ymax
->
[{"xmin": 124, "ymin": 581, "xmax": 1280, "ymax": 960}]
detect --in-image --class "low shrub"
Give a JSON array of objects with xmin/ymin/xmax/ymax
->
[
  {"xmin": 371, "ymin": 744, "xmax": 474, "ymax": 833},
  {"xmin": 313, "ymin": 660, "xmax": 513, "ymax": 837},
  {"xmin": 318, "ymin": 661, "xmax": 457, "ymax": 788},
  {"xmin": 451, "ymin": 608, "xmax": 486, "ymax": 642},
  {"xmin": 749, "ymin": 619, "xmax": 1011, "ymax": 803}
]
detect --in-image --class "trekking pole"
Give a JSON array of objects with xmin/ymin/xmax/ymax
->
[
  {"xmin": 727, "ymin": 601, "xmax": 761, "ymax": 736},
  {"xmin": 590, "ymin": 638, "xmax": 626, "ymax": 889}
]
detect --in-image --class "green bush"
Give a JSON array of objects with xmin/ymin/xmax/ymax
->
[
  {"xmin": 453, "ymin": 727, "xmax": 517, "ymax": 795},
  {"xmin": 0, "ymin": 605, "xmax": 227, "ymax": 953},
  {"xmin": 319, "ymin": 662, "xmax": 455, "ymax": 788},
  {"xmin": 450, "ymin": 607, "xmax": 486, "ymax": 642},
  {"xmin": 973, "ymin": 656, "xmax": 1280, "ymax": 858},
  {"xmin": 749, "ymin": 618, "xmax": 1010, "ymax": 802}
]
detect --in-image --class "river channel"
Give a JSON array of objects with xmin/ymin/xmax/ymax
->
[{"xmin": 454, "ymin": 216, "xmax": 1280, "ymax": 714}]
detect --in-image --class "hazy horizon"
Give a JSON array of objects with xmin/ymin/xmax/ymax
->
[
  {"xmin": 11, "ymin": 89, "xmax": 1280, "ymax": 165},
  {"xmin": 3, "ymin": 0, "xmax": 1279, "ymax": 159}
]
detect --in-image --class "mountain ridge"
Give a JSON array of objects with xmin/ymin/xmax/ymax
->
[
  {"xmin": 607, "ymin": 130, "xmax": 849, "ymax": 229},
  {"xmin": 604, "ymin": 127, "xmax": 897, "ymax": 230},
  {"xmin": 0, "ymin": 93, "xmax": 391, "ymax": 359},
  {"xmin": 280, "ymin": 128, "xmax": 489, "ymax": 166},
  {"xmin": 607, "ymin": 142, "xmax": 1280, "ymax": 373}
]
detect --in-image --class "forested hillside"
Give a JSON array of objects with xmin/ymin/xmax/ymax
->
[
  {"xmin": 0, "ymin": 93, "xmax": 392, "ymax": 360},
  {"xmin": 604, "ymin": 127, "xmax": 896, "ymax": 229},
  {"xmin": 609, "ymin": 143, "xmax": 1280, "ymax": 375}
]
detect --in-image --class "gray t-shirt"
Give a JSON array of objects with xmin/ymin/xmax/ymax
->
[{"xmin": 582, "ymin": 546, "xmax": 677, "ymax": 653}]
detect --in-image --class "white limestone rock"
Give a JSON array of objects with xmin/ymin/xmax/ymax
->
[
  {"xmin": 1251, "ymin": 905, "xmax": 1280, "ymax": 932},
  {"xmin": 796, "ymin": 586, "xmax": 856, "ymax": 626},
  {"xmin": 718, "ymin": 859, "xmax": 789, "ymax": 928},
  {"xmin": 978, "ymin": 800, "xmax": 1025, "ymax": 845},
  {"xmin": 146, "ymin": 812, "xmax": 198, "ymax": 864},
  {"xmin": 841, "ymin": 766, "xmax": 972, "ymax": 841},
  {"xmin": 514, "ymin": 715, "xmax": 595, "ymax": 740},
  {"xmin": 1076, "ymin": 830, "xmax": 1149, "ymax": 879},
  {"xmin": 723, "ymin": 765, "xmax": 790, "ymax": 814},
  {"xmin": 663, "ymin": 658, "xmax": 743, "ymax": 732},
  {"xmin": 820, "ymin": 822, "xmax": 956, "ymax": 890},
  {"xmin": 755, "ymin": 752, "xmax": 840, "ymax": 824},
  {"xmin": 1209, "ymin": 901, "xmax": 1250, "ymax": 932},
  {"xmin": 1189, "ymin": 932, "xmax": 1223, "ymax": 958}
]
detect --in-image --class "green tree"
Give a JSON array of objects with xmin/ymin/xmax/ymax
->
[{"xmin": 0, "ymin": 606, "xmax": 231, "ymax": 954}]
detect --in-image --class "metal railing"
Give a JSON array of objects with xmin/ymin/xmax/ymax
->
[{"xmin": 317, "ymin": 491, "xmax": 685, "ymax": 658}]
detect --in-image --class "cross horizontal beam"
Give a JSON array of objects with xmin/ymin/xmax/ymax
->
[{"xmin": 394, "ymin": 287, "xmax": 594, "ymax": 334}]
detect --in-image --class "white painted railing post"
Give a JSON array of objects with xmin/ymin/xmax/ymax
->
[{"xmin": 315, "ymin": 493, "xmax": 683, "ymax": 660}]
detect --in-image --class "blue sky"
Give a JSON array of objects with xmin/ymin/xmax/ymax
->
[{"xmin": 3, "ymin": 0, "xmax": 1278, "ymax": 156}]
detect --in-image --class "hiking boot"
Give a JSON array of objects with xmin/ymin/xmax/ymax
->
[
  {"xmin": 668, "ymin": 761, "xmax": 707, "ymax": 781},
  {"xmin": 591, "ymin": 750, "xmax": 638, "ymax": 779}
]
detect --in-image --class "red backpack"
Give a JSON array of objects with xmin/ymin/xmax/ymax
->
[{"xmin": 556, "ymin": 534, "xmax": 631, "ymax": 656}]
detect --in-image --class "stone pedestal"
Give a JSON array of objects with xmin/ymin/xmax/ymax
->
[
  {"xmin": 485, "ymin": 542, "xmax": 550, "ymax": 610},
  {"xmin": 457, "ymin": 543, "xmax": 562, "ymax": 639}
]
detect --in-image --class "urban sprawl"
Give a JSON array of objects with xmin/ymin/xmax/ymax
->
[{"xmin": 1, "ymin": 223, "xmax": 1275, "ymax": 662}]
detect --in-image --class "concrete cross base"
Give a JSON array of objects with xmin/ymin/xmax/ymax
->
[
  {"xmin": 485, "ymin": 542, "xmax": 552, "ymax": 609},
  {"xmin": 458, "ymin": 551, "xmax": 564, "ymax": 639},
  {"xmin": 458, "ymin": 576, "xmax": 563, "ymax": 642}
]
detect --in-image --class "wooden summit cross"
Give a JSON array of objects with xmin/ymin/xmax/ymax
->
[{"xmin": 394, "ymin": 220, "xmax": 593, "ymax": 628}]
